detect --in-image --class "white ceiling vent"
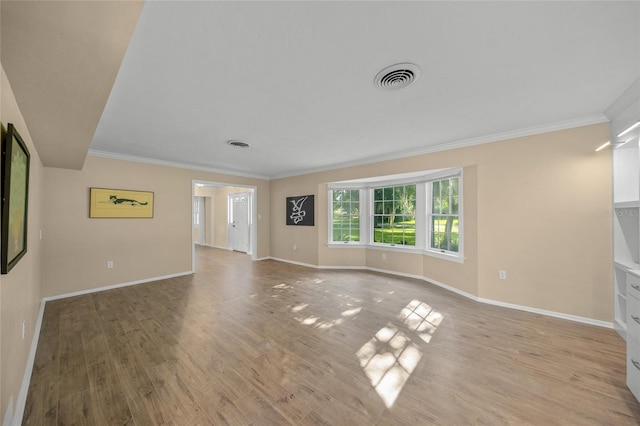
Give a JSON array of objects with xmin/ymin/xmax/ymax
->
[
  {"xmin": 374, "ymin": 63, "xmax": 421, "ymax": 90},
  {"xmin": 226, "ymin": 140, "xmax": 250, "ymax": 148}
]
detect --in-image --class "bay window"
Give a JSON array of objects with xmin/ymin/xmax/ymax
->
[{"xmin": 328, "ymin": 168, "xmax": 462, "ymax": 261}]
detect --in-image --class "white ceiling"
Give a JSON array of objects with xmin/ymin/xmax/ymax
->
[{"xmin": 89, "ymin": 1, "xmax": 640, "ymax": 179}]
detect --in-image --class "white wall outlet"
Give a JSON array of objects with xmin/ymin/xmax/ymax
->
[
  {"xmin": 21, "ymin": 320, "xmax": 26, "ymax": 339},
  {"xmin": 382, "ymin": 253, "xmax": 387, "ymax": 260},
  {"xmin": 39, "ymin": 229, "xmax": 43, "ymax": 240},
  {"xmin": 107, "ymin": 260, "xmax": 114, "ymax": 269},
  {"xmin": 292, "ymin": 244, "xmax": 297, "ymax": 251},
  {"xmin": 499, "ymin": 270, "xmax": 507, "ymax": 280}
]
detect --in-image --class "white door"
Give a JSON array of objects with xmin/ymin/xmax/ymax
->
[{"xmin": 230, "ymin": 192, "xmax": 250, "ymax": 253}]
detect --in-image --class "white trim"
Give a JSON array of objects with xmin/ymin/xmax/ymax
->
[
  {"xmin": 12, "ymin": 299, "xmax": 46, "ymax": 426},
  {"xmin": 614, "ymin": 200, "xmax": 640, "ymax": 209},
  {"xmin": 43, "ymin": 271, "xmax": 193, "ymax": 302},
  {"xmin": 366, "ymin": 267, "xmax": 425, "ymax": 281},
  {"xmin": 89, "ymin": 149, "xmax": 269, "ymax": 180},
  {"xmin": 265, "ymin": 257, "xmax": 613, "ymax": 329},
  {"xmin": 614, "ymin": 318, "xmax": 627, "ymax": 339},
  {"xmin": 327, "ymin": 243, "xmax": 364, "ymax": 248},
  {"xmin": 423, "ymin": 249, "xmax": 466, "ymax": 264},
  {"xmin": 270, "ymin": 114, "xmax": 608, "ymax": 179},
  {"xmin": 91, "ymin": 116, "xmax": 607, "ymax": 181},
  {"xmin": 3, "ymin": 397, "xmax": 13, "ymax": 426},
  {"xmin": 605, "ymin": 79, "xmax": 640, "ymax": 121},
  {"xmin": 268, "ymin": 257, "xmax": 318, "ymax": 269},
  {"xmin": 476, "ymin": 297, "xmax": 613, "ymax": 329},
  {"xmin": 317, "ymin": 265, "xmax": 367, "ymax": 270},
  {"xmin": 255, "ymin": 256, "xmax": 271, "ymax": 261}
]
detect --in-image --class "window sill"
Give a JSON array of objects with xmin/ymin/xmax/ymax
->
[
  {"xmin": 327, "ymin": 243, "xmax": 464, "ymax": 263},
  {"xmin": 423, "ymin": 249, "xmax": 465, "ymax": 263}
]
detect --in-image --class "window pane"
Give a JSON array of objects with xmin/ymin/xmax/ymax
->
[
  {"xmin": 352, "ymin": 190, "xmax": 359, "ymax": 202},
  {"xmin": 331, "ymin": 189, "xmax": 360, "ymax": 243},
  {"xmin": 394, "ymin": 186, "xmax": 404, "ymax": 200},
  {"xmin": 375, "ymin": 201, "xmax": 384, "ymax": 215},
  {"xmin": 374, "ymin": 188, "xmax": 383, "ymax": 201},
  {"xmin": 452, "ymin": 196, "xmax": 459, "ymax": 215},
  {"xmin": 384, "ymin": 187, "xmax": 393, "ymax": 200}
]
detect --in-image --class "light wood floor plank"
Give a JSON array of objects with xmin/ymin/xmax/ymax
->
[{"xmin": 22, "ymin": 246, "xmax": 640, "ymax": 425}]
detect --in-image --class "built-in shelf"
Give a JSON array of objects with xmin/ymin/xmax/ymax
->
[
  {"xmin": 610, "ymin": 80, "xmax": 639, "ymax": 403},
  {"xmin": 615, "ymin": 201, "xmax": 640, "ymax": 209},
  {"xmin": 616, "ymin": 260, "xmax": 640, "ymax": 271}
]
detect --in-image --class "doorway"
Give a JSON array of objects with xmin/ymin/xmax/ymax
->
[{"xmin": 192, "ymin": 181, "xmax": 258, "ymax": 271}]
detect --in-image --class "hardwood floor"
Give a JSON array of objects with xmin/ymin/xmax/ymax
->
[{"xmin": 23, "ymin": 246, "xmax": 640, "ymax": 425}]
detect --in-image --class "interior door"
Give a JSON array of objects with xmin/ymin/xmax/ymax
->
[{"xmin": 230, "ymin": 192, "xmax": 250, "ymax": 253}]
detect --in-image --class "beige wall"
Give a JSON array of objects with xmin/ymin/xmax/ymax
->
[
  {"xmin": 1, "ymin": 67, "xmax": 45, "ymax": 424},
  {"xmin": 43, "ymin": 157, "xmax": 270, "ymax": 297},
  {"xmin": 271, "ymin": 123, "xmax": 612, "ymax": 321}
]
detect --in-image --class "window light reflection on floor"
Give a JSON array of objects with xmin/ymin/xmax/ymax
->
[{"xmin": 356, "ymin": 300, "xmax": 443, "ymax": 408}]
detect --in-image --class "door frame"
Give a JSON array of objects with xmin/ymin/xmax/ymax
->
[
  {"xmin": 227, "ymin": 191, "xmax": 252, "ymax": 253},
  {"xmin": 191, "ymin": 180, "xmax": 258, "ymax": 272}
]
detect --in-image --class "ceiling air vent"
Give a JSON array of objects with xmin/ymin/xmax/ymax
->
[
  {"xmin": 374, "ymin": 63, "xmax": 421, "ymax": 90},
  {"xmin": 226, "ymin": 140, "xmax": 250, "ymax": 148}
]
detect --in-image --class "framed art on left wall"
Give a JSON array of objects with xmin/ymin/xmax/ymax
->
[
  {"xmin": 89, "ymin": 187, "xmax": 154, "ymax": 218},
  {"xmin": 1, "ymin": 123, "xmax": 30, "ymax": 274}
]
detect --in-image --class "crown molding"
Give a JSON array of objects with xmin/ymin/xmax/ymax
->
[
  {"xmin": 87, "ymin": 149, "xmax": 270, "ymax": 180},
  {"xmin": 605, "ymin": 79, "xmax": 640, "ymax": 120},
  {"xmin": 270, "ymin": 114, "xmax": 609, "ymax": 179},
  {"xmin": 90, "ymin": 114, "xmax": 607, "ymax": 181}
]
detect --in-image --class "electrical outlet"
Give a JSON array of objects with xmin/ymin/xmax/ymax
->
[
  {"xmin": 22, "ymin": 320, "xmax": 26, "ymax": 339},
  {"xmin": 292, "ymin": 244, "xmax": 297, "ymax": 251},
  {"xmin": 499, "ymin": 270, "xmax": 507, "ymax": 280},
  {"xmin": 382, "ymin": 254, "xmax": 387, "ymax": 260},
  {"xmin": 107, "ymin": 260, "xmax": 114, "ymax": 269}
]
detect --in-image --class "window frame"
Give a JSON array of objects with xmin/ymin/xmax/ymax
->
[
  {"xmin": 327, "ymin": 168, "xmax": 463, "ymax": 263},
  {"xmin": 328, "ymin": 188, "xmax": 364, "ymax": 245},
  {"xmin": 426, "ymin": 176, "xmax": 463, "ymax": 261}
]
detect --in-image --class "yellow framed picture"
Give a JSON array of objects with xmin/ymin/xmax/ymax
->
[{"xmin": 89, "ymin": 187, "xmax": 154, "ymax": 218}]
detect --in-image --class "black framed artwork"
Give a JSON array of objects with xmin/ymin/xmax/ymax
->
[
  {"xmin": 286, "ymin": 195, "xmax": 314, "ymax": 226},
  {"xmin": 1, "ymin": 124, "xmax": 30, "ymax": 274}
]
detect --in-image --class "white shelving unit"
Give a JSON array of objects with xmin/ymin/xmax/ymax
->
[
  {"xmin": 612, "ymin": 142, "xmax": 640, "ymax": 336},
  {"xmin": 610, "ymin": 80, "xmax": 640, "ymax": 337},
  {"xmin": 608, "ymin": 80, "xmax": 640, "ymax": 403}
]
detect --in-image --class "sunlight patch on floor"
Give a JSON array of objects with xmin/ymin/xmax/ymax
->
[
  {"xmin": 398, "ymin": 299, "xmax": 443, "ymax": 343},
  {"xmin": 357, "ymin": 300, "xmax": 443, "ymax": 408},
  {"xmin": 291, "ymin": 303, "xmax": 309, "ymax": 312},
  {"xmin": 272, "ymin": 283, "xmax": 293, "ymax": 289},
  {"xmin": 341, "ymin": 307, "xmax": 362, "ymax": 317},
  {"xmin": 356, "ymin": 323, "xmax": 422, "ymax": 408}
]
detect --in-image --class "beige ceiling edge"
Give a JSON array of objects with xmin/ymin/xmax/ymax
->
[{"xmin": 1, "ymin": 0, "xmax": 145, "ymax": 170}]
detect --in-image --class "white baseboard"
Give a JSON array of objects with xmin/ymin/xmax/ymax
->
[
  {"xmin": 267, "ymin": 258, "xmax": 613, "ymax": 329},
  {"xmin": 43, "ymin": 271, "xmax": 193, "ymax": 302},
  {"xmin": 268, "ymin": 257, "xmax": 319, "ymax": 269},
  {"xmin": 476, "ymin": 297, "xmax": 613, "ymax": 329},
  {"xmin": 317, "ymin": 265, "xmax": 367, "ymax": 270},
  {"xmin": 11, "ymin": 299, "xmax": 46, "ymax": 426},
  {"xmin": 3, "ymin": 397, "xmax": 13, "ymax": 426}
]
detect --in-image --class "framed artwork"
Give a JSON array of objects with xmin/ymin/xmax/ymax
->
[
  {"xmin": 89, "ymin": 187, "xmax": 154, "ymax": 218},
  {"xmin": 286, "ymin": 194, "xmax": 314, "ymax": 226},
  {"xmin": 1, "ymin": 124, "xmax": 30, "ymax": 274}
]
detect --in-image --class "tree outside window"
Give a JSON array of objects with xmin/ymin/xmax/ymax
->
[
  {"xmin": 430, "ymin": 178, "xmax": 459, "ymax": 253},
  {"xmin": 373, "ymin": 184, "xmax": 416, "ymax": 246},
  {"xmin": 331, "ymin": 189, "xmax": 360, "ymax": 242}
]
